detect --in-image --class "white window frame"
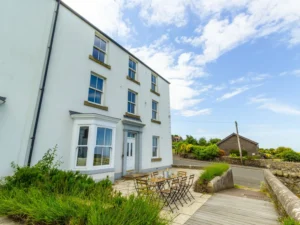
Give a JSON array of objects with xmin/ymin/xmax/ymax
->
[
  {"xmin": 152, "ymin": 136, "xmax": 159, "ymax": 158},
  {"xmin": 93, "ymin": 127, "xmax": 113, "ymax": 168},
  {"xmin": 70, "ymin": 114, "xmax": 119, "ymax": 171},
  {"xmin": 152, "ymin": 100, "xmax": 158, "ymax": 120},
  {"xmin": 75, "ymin": 126, "xmax": 89, "ymax": 168},
  {"xmin": 88, "ymin": 73, "xmax": 105, "ymax": 105},
  {"xmin": 151, "ymin": 74, "xmax": 158, "ymax": 92},
  {"xmin": 93, "ymin": 32, "xmax": 109, "ymax": 64},
  {"xmin": 127, "ymin": 90, "xmax": 137, "ymax": 115},
  {"xmin": 128, "ymin": 58, "xmax": 138, "ymax": 80}
]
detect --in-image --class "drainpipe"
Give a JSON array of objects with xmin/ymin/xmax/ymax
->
[{"xmin": 27, "ymin": 0, "xmax": 61, "ymax": 166}]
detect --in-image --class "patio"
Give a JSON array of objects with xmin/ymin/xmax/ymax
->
[{"xmin": 113, "ymin": 168, "xmax": 211, "ymax": 225}]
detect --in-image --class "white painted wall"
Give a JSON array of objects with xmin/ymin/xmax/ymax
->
[
  {"xmin": 0, "ymin": 0, "xmax": 56, "ymax": 177},
  {"xmin": 0, "ymin": 1, "xmax": 172, "ymax": 179}
]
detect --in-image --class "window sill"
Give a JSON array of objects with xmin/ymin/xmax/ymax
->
[
  {"xmin": 126, "ymin": 76, "xmax": 140, "ymax": 85},
  {"xmin": 124, "ymin": 112, "xmax": 141, "ymax": 120},
  {"xmin": 74, "ymin": 167, "xmax": 114, "ymax": 175},
  {"xmin": 151, "ymin": 158, "xmax": 162, "ymax": 162},
  {"xmin": 84, "ymin": 101, "xmax": 108, "ymax": 111},
  {"xmin": 89, "ymin": 55, "xmax": 111, "ymax": 70},
  {"xmin": 150, "ymin": 89, "xmax": 160, "ymax": 96},
  {"xmin": 151, "ymin": 119, "xmax": 161, "ymax": 124}
]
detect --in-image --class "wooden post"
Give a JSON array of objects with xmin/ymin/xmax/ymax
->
[{"xmin": 235, "ymin": 121, "xmax": 243, "ymax": 164}]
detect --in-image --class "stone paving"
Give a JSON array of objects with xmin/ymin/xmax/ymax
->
[{"xmin": 114, "ymin": 168, "xmax": 212, "ymax": 225}]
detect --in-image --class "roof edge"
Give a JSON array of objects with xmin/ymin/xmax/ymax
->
[{"xmin": 217, "ymin": 133, "xmax": 258, "ymax": 146}]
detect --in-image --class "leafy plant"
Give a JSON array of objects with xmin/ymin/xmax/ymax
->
[
  {"xmin": 281, "ymin": 151, "xmax": 300, "ymax": 162},
  {"xmin": 185, "ymin": 135, "xmax": 198, "ymax": 145},
  {"xmin": 229, "ymin": 153, "xmax": 238, "ymax": 158},
  {"xmin": 0, "ymin": 147, "xmax": 167, "ymax": 225},
  {"xmin": 198, "ymin": 137, "xmax": 207, "ymax": 146},
  {"xmin": 281, "ymin": 217, "xmax": 300, "ymax": 225},
  {"xmin": 229, "ymin": 149, "xmax": 248, "ymax": 156},
  {"xmin": 218, "ymin": 149, "xmax": 226, "ymax": 157},
  {"xmin": 198, "ymin": 163, "xmax": 229, "ymax": 184}
]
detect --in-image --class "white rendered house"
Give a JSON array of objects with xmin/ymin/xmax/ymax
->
[{"xmin": 0, "ymin": 0, "xmax": 172, "ymax": 181}]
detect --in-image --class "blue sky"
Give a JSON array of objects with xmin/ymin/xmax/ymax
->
[{"xmin": 64, "ymin": 0, "xmax": 300, "ymax": 151}]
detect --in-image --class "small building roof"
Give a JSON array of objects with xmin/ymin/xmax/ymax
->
[{"xmin": 217, "ymin": 133, "xmax": 258, "ymax": 146}]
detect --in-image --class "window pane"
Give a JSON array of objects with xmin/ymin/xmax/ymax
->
[
  {"xmin": 130, "ymin": 103, "xmax": 135, "ymax": 114},
  {"xmin": 128, "ymin": 91, "xmax": 131, "ymax": 102},
  {"xmin": 97, "ymin": 78, "xmax": 103, "ymax": 90},
  {"xmin": 88, "ymin": 88, "xmax": 95, "ymax": 102},
  {"xmin": 78, "ymin": 127, "xmax": 89, "ymax": 145},
  {"xmin": 151, "ymin": 83, "xmax": 156, "ymax": 91},
  {"xmin": 132, "ymin": 61, "xmax": 136, "ymax": 70},
  {"xmin": 98, "ymin": 51, "xmax": 105, "ymax": 63},
  {"xmin": 100, "ymin": 39, "xmax": 106, "ymax": 52},
  {"xmin": 127, "ymin": 102, "xmax": 131, "ymax": 113},
  {"xmin": 93, "ymin": 47, "xmax": 99, "ymax": 59},
  {"xmin": 152, "ymin": 147, "xmax": 157, "ymax": 157},
  {"xmin": 90, "ymin": 75, "xmax": 97, "ymax": 88},
  {"xmin": 93, "ymin": 147, "xmax": 102, "ymax": 166},
  {"xmin": 94, "ymin": 36, "xmax": 101, "ymax": 49},
  {"xmin": 152, "ymin": 111, "xmax": 157, "ymax": 120},
  {"xmin": 102, "ymin": 147, "xmax": 110, "ymax": 165},
  {"xmin": 96, "ymin": 127, "xmax": 105, "ymax": 145},
  {"xmin": 77, "ymin": 147, "xmax": 87, "ymax": 166},
  {"xmin": 127, "ymin": 143, "xmax": 129, "ymax": 156},
  {"xmin": 132, "ymin": 92, "xmax": 136, "ymax": 103},
  {"xmin": 95, "ymin": 91, "xmax": 101, "ymax": 104},
  {"xmin": 152, "ymin": 101, "xmax": 157, "ymax": 110},
  {"xmin": 105, "ymin": 128, "xmax": 112, "ymax": 145},
  {"xmin": 153, "ymin": 136, "xmax": 157, "ymax": 146}
]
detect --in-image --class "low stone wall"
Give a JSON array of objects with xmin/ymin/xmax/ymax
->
[
  {"xmin": 264, "ymin": 169, "xmax": 300, "ymax": 221},
  {"xmin": 272, "ymin": 170, "xmax": 300, "ymax": 197},
  {"xmin": 183, "ymin": 155, "xmax": 300, "ymax": 172},
  {"xmin": 207, "ymin": 168, "xmax": 234, "ymax": 193}
]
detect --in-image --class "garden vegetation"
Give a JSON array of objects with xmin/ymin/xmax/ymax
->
[{"xmin": 0, "ymin": 147, "xmax": 167, "ymax": 225}]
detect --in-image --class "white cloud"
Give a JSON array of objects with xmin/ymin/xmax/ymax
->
[
  {"xmin": 126, "ymin": 0, "xmax": 189, "ymax": 27},
  {"xmin": 217, "ymin": 86, "xmax": 250, "ymax": 101},
  {"xmin": 181, "ymin": 109, "xmax": 212, "ymax": 117},
  {"xmin": 249, "ymin": 95, "xmax": 300, "ymax": 116},
  {"xmin": 217, "ymin": 84, "xmax": 262, "ymax": 101},
  {"xmin": 129, "ymin": 35, "xmax": 208, "ymax": 115},
  {"xmin": 280, "ymin": 69, "xmax": 300, "ymax": 77},
  {"xmin": 63, "ymin": 0, "xmax": 131, "ymax": 37},
  {"xmin": 230, "ymin": 73, "xmax": 271, "ymax": 84},
  {"xmin": 214, "ymin": 84, "xmax": 226, "ymax": 91},
  {"xmin": 176, "ymin": 0, "xmax": 300, "ymax": 65}
]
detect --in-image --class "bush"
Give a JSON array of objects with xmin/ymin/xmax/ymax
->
[
  {"xmin": 229, "ymin": 149, "xmax": 248, "ymax": 156},
  {"xmin": 219, "ymin": 149, "xmax": 226, "ymax": 157},
  {"xmin": 229, "ymin": 153, "xmax": 238, "ymax": 158},
  {"xmin": 198, "ymin": 163, "xmax": 229, "ymax": 184},
  {"xmin": 0, "ymin": 147, "xmax": 167, "ymax": 225},
  {"xmin": 281, "ymin": 217, "xmax": 300, "ymax": 225},
  {"xmin": 281, "ymin": 151, "xmax": 300, "ymax": 162},
  {"xmin": 194, "ymin": 144, "xmax": 219, "ymax": 160}
]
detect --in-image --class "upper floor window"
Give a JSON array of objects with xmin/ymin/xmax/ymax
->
[
  {"xmin": 88, "ymin": 74, "xmax": 104, "ymax": 105},
  {"xmin": 152, "ymin": 136, "xmax": 159, "ymax": 158},
  {"xmin": 93, "ymin": 36, "xmax": 107, "ymax": 63},
  {"xmin": 152, "ymin": 100, "xmax": 158, "ymax": 120},
  {"xmin": 151, "ymin": 74, "xmax": 157, "ymax": 92},
  {"xmin": 127, "ymin": 90, "xmax": 136, "ymax": 114},
  {"xmin": 128, "ymin": 59, "xmax": 137, "ymax": 80}
]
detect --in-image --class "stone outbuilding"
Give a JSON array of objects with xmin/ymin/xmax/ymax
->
[{"xmin": 217, "ymin": 133, "xmax": 259, "ymax": 156}]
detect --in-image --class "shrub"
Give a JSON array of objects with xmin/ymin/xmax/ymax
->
[
  {"xmin": 218, "ymin": 149, "xmax": 226, "ymax": 157},
  {"xmin": 198, "ymin": 163, "xmax": 229, "ymax": 184},
  {"xmin": 194, "ymin": 144, "xmax": 219, "ymax": 160},
  {"xmin": 0, "ymin": 147, "xmax": 167, "ymax": 225},
  {"xmin": 229, "ymin": 149, "xmax": 248, "ymax": 156},
  {"xmin": 281, "ymin": 151, "xmax": 300, "ymax": 162},
  {"xmin": 229, "ymin": 153, "xmax": 238, "ymax": 158},
  {"xmin": 281, "ymin": 217, "xmax": 300, "ymax": 225}
]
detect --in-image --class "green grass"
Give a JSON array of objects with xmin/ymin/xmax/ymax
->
[
  {"xmin": 281, "ymin": 217, "xmax": 300, "ymax": 225},
  {"xmin": 0, "ymin": 147, "xmax": 168, "ymax": 225},
  {"xmin": 199, "ymin": 163, "xmax": 229, "ymax": 184}
]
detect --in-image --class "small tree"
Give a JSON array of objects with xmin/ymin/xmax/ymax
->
[
  {"xmin": 208, "ymin": 138, "xmax": 221, "ymax": 145},
  {"xmin": 198, "ymin": 137, "xmax": 207, "ymax": 146},
  {"xmin": 185, "ymin": 135, "xmax": 198, "ymax": 145}
]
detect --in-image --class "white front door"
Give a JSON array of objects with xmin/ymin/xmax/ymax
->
[{"xmin": 126, "ymin": 133, "xmax": 136, "ymax": 171}]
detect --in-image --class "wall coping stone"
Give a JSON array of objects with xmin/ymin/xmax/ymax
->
[
  {"xmin": 207, "ymin": 168, "xmax": 234, "ymax": 193},
  {"xmin": 264, "ymin": 169, "xmax": 300, "ymax": 221}
]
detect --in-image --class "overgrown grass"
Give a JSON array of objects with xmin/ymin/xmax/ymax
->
[
  {"xmin": 198, "ymin": 163, "xmax": 229, "ymax": 184},
  {"xmin": 0, "ymin": 147, "xmax": 168, "ymax": 225},
  {"xmin": 281, "ymin": 217, "xmax": 300, "ymax": 225}
]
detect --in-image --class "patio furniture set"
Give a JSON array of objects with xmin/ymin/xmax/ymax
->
[{"xmin": 134, "ymin": 170, "xmax": 195, "ymax": 212}]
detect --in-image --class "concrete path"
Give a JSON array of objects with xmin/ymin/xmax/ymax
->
[
  {"xmin": 185, "ymin": 189, "xmax": 279, "ymax": 225},
  {"xmin": 173, "ymin": 156, "xmax": 264, "ymax": 189}
]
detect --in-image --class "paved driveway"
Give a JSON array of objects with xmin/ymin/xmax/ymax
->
[{"xmin": 173, "ymin": 157, "xmax": 264, "ymax": 189}]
